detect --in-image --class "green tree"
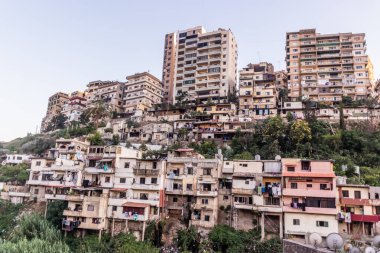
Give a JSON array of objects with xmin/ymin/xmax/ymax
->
[
  {"xmin": 83, "ymin": 100, "xmax": 112, "ymax": 129},
  {"xmin": 46, "ymin": 200, "xmax": 67, "ymax": 228},
  {"xmin": 176, "ymin": 226, "xmax": 200, "ymax": 252},
  {"xmin": 111, "ymin": 134, "xmax": 120, "ymax": 145},
  {"xmin": 87, "ymin": 132, "xmax": 104, "ymax": 145},
  {"xmin": 289, "ymin": 120, "xmax": 312, "ymax": 155}
]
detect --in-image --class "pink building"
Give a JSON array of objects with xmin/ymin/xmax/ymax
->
[{"xmin": 282, "ymin": 159, "xmax": 338, "ymax": 239}]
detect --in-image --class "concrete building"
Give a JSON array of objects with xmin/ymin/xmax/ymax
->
[
  {"xmin": 239, "ymin": 62, "xmax": 277, "ymax": 118},
  {"xmin": 286, "ymin": 29, "xmax": 375, "ymax": 103},
  {"xmin": 165, "ymin": 26, "xmax": 238, "ymax": 104},
  {"xmin": 282, "ymin": 159, "xmax": 338, "ymax": 239},
  {"xmin": 2, "ymin": 154, "xmax": 31, "ymax": 166},
  {"xmin": 62, "ymin": 91, "xmax": 87, "ymax": 122},
  {"xmin": 162, "ymin": 32, "xmax": 177, "ymax": 104},
  {"xmin": 124, "ymin": 72, "xmax": 163, "ymax": 113},
  {"xmin": 85, "ymin": 80, "xmax": 124, "ymax": 113},
  {"xmin": 165, "ymin": 148, "xmax": 222, "ymax": 235},
  {"xmin": 41, "ymin": 92, "xmax": 69, "ymax": 131}
]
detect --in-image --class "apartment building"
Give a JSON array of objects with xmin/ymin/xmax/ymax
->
[
  {"xmin": 124, "ymin": 72, "xmax": 163, "ymax": 113},
  {"xmin": 282, "ymin": 159, "xmax": 338, "ymax": 239},
  {"xmin": 165, "ymin": 26, "xmax": 238, "ymax": 104},
  {"xmin": 228, "ymin": 159, "xmax": 283, "ymax": 239},
  {"xmin": 286, "ymin": 29, "xmax": 375, "ymax": 103},
  {"xmin": 85, "ymin": 80, "xmax": 124, "ymax": 113},
  {"xmin": 162, "ymin": 32, "xmax": 177, "ymax": 104},
  {"xmin": 239, "ymin": 62, "xmax": 277, "ymax": 118},
  {"xmin": 62, "ymin": 91, "xmax": 87, "ymax": 122},
  {"xmin": 41, "ymin": 92, "xmax": 69, "ymax": 131},
  {"xmin": 165, "ymin": 148, "xmax": 222, "ymax": 234},
  {"xmin": 337, "ymin": 182, "xmax": 378, "ymax": 239}
]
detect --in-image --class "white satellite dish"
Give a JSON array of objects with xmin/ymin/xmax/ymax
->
[
  {"xmin": 275, "ymin": 155, "xmax": 281, "ymax": 161},
  {"xmin": 373, "ymin": 235, "xmax": 380, "ymax": 248},
  {"xmin": 326, "ymin": 233, "xmax": 344, "ymax": 250},
  {"xmin": 309, "ymin": 233, "xmax": 322, "ymax": 248},
  {"xmin": 365, "ymin": 247, "xmax": 376, "ymax": 253},
  {"xmin": 350, "ymin": 247, "xmax": 360, "ymax": 253}
]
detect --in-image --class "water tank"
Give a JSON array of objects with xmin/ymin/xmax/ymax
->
[{"xmin": 255, "ymin": 155, "xmax": 261, "ymax": 161}]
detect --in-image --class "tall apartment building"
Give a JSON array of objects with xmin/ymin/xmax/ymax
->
[
  {"xmin": 85, "ymin": 80, "xmax": 124, "ymax": 113},
  {"xmin": 41, "ymin": 92, "xmax": 69, "ymax": 132},
  {"xmin": 163, "ymin": 26, "xmax": 238, "ymax": 104},
  {"xmin": 62, "ymin": 91, "xmax": 87, "ymax": 122},
  {"xmin": 286, "ymin": 29, "xmax": 375, "ymax": 103},
  {"xmin": 162, "ymin": 33, "xmax": 177, "ymax": 104},
  {"xmin": 238, "ymin": 62, "xmax": 277, "ymax": 118},
  {"xmin": 123, "ymin": 72, "xmax": 163, "ymax": 113}
]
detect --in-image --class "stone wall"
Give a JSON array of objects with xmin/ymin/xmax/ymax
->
[{"xmin": 283, "ymin": 239, "xmax": 333, "ymax": 253}]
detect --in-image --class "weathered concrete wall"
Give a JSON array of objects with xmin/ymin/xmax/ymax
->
[{"xmin": 283, "ymin": 239, "xmax": 333, "ymax": 253}]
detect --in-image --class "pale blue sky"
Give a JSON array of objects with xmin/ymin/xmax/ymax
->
[{"xmin": 0, "ymin": 0, "xmax": 379, "ymax": 141}]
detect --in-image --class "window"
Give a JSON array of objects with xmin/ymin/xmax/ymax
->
[
  {"xmin": 186, "ymin": 184, "xmax": 192, "ymax": 191},
  {"xmin": 291, "ymin": 183, "xmax": 298, "ymax": 189},
  {"xmin": 124, "ymin": 162, "xmax": 130, "ymax": 168},
  {"xmin": 293, "ymin": 219, "xmax": 300, "ymax": 225},
  {"xmin": 316, "ymin": 221, "xmax": 328, "ymax": 227},
  {"xmin": 173, "ymin": 197, "xmax": 178, "ymax": 203},
  {"xmin": 36, "ymin": 161, "xmax": 41, "ymax": 166},
  {"xmin": 307, "ymin": 184, "xmax": 312, "ymax": 188},
  {"xmin": 375, "ymin": 206, "xmax": 380, "ymax": 215},
  {"xmin": 201, "ymin": 199, "xmax": 209, "ymax": 205},
  {"xmin": 105, "ymin": 177, "xmax": 110, "ymax": 183},
  {"xmin": 87, "ymin": 205, "xmax": 95, "ymax": 211},
  {"xmin": 287, "ymin": 166, "xmax": 295, "ymax": 172},
  {"xmin": 34, "ymin": 189, "xmax": 39, "ymax": 194},
  {"xmin": 223, "ymin": 195, "xmax": 229, "ymax": 200},
  {"xmin": 204, "ymin": 215, "xmax": 210, "ymax": 221},
  {"xmin": 187, "ymin": 167, "xmax": 193, "ymax": 175},
  {"xmin": 342, "ymin": 190, "xmax": 349, "ymax": 198},
  {"xmin": 203, "ymin": 168, "xmax": 211, "ymax": 175},
  {"xmin": 120, "ymin": 178, "xmax": 126, "ymax": 183},
  {"xmin": 320, "ymin": 184, "xmax": 328, "ymax": 190},
  {"xmin": 140, "ymin": 178, "xmax": 146, "ymax": 184},
  {"xmin": 151, "ymin": 178, "xmax": 157, "ymax": 184},
  {"xmin": 112, "ymin": 206, "xmax": 117, "ymax": 211},
  {"xmin": 354, "ymin": 191, "xmax": 361, "ymax": 199}
]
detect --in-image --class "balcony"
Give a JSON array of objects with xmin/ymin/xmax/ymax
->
[
  {"xmin": 190, "ymin": 219, "xmax": 214, "ymax": 228},
  {"xmin": 232, "ymin": 188, "xmax": 255, "ymax": 195},
  {"xmin": 8, "ymin": 192, "xmax": 31, "ymax": 198},
  {"xmin": 234, "ymin": 202, "xmax": 254, "ymax": 210},
  {"xmin": 131, "ymin": 184, "xmax": 159, "ymax": 191},
  {"xmin": 196, "ymin": 190, "xmax": 218, "ymax": 197},
  {"xmin": 133, "ymin": 168, "xmax": 159, "ymax": 176},
  {"xmin": 282, "ymin": 188, "xmax": 336, "ymax": 198},
  {"xmin": 282, "ymin": 205, "xmax": 336, "ymax": 215},
  {"xmin": 78, "ymin": 222, "xmax": 105, "ymax": 230},
  {"xmin": 63, "ymin": 210, "xmax": 83, "ymax": 217},
  {"xmin": 45, "ymin": 194, "xmax": 67, "ymax": 200}
]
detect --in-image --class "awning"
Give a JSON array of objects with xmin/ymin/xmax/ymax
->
[
  {"xmin": 99, "ymin": 159, "xmax": 113, "ymax": 162},
  {"xmin": 122, "ymin": 202, "xmax": 149, "ymax": 208},
  {"xmin": 282, "ymin": 172, "xmax": 335, "ymax": 178},
  {"xmin": 351, "ymin": 214, "xmax": 380, "ymax": 223}
]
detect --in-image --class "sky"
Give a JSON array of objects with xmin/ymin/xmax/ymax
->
[{"xmin": 0, "ymin": 0, "xmax": 379, "ymax": 142}]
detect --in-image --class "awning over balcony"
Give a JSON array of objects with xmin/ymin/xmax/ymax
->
[
  {"xmin": 122, "ymin": 202, "xmax": 149, "ymax": 208},
  {"xmin": 351, "ymin": 214, "xmax": 380, "ymax": 223},
  {"xmin": 282, "ymin": 172, "xmax": 335, "ymax": 178},
  {"xmin": 111, "ymin": 188, "xmax": 128, "ymax": 192}
]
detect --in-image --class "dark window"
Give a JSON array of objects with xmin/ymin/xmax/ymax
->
[
  {"xmin": 293, "ymin": 219, "xmax": 300, "ymax": 225},
  {"xmin": 287, "ymin": 166, "xmax": 295, "ymax": 172},
  {"xmin": 201, "ymin": 199, "xmax": 209, "ymax": 205},
  {"xmin": 173, "ymin": 197, "xmax": 178, "ymax": 203},
  {"xmin": 354, "ymin": 191, "xmax": 361, "ymax": 199},
  {"xmin": 87, "ymin": 205, "xmax": 95, "ymax": 211},
  {"xmin": 307, "ymin": 184, "xmax": 312, "ymax": 188},
  {"xmin": 187, "ymin": 167, "xmax": 193, "ymax": 175},
  {"xmin": 124, "ymin": 162, "xmax": 130, "ymax": 168},
  {"xmin": 320, "ymin": 184, "xmax": 328, "ymax": 190},
  {"xmin": 375, "ymin": 206, "xmax": 380, "ymax": 215},
  {"xmin": 291, "ymin": 183, "xmax": 298, "ymax": 189},
  {"xmin": 316, "ymin": 221, "xmax": 328, "ymax": 227},
  {"xmin": 203, "ymin": 168, "xmax": 211, "ymax": 175},
  {"xmin": 151, "ymin": 178, "xmax": 157, "ymax": 184},
  {"xmin": 301, "ymin": 161, "xmax": 311, "ymax": 171},
  {"xmin": 112, "ymin": 206, "xmax": 117, "ymax": 211},
  {"xmin": 140, "ymin": 178, "xmax": 146, "ymax": 184},
  {"xmin": 120, "ymin": 178, "xmax": 126, "ymax": 183},
  {"xmin": 204, "ymin": 215, "xmax": 210, "ymax": 221},
  {"xmin": 36, "ymin": 161, "xmax": 41, "ymax": 166},
  {"xmin": 342, "ymin": 190, "xmax": 349, "ymax": 198},
  {"xmin": 105, "ymin": 177, "xmax": 110, "ymax": 183}
]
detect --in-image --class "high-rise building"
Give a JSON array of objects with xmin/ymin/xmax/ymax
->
[
  {"xmin": 123, "ymin": 72, "xmax": 163, "ymax": 113},
  {"xmin": 85, "ymin": 80, "xmax": 125, "ymax": 113},
  {"xmin": 162, "ymin": 32, "xmax": 177, "ymax": 104},
  {"xmin": 286, "ymin": 29, "xmax": 375, "ymax": 104},
  {"xmin": 163, "ymin": 26, "xmax": 238, "ymax": 105},
  {"xmin": 41, "ymin": 92, "xmax": 69, "ymax": 132},
  {"xmin": 238, "ymin": 62, "xmax": 277, "ymax": 118}
]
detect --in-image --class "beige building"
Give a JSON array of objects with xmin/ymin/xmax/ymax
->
[
  {"xmin": 239, "ymin": 62, "xmax": 277, "ymax": 118},
  {"xmin": 85, "ymin": 80, "xmax": 124, "ymax": 113},
  {"xmin": 286, "ymin": 29, "xmax": 375, "ymax": 103},
  {"xmin": 41, "ymin": 92, "xmax": 69, "ymax": 131},
  {"xmin": 162, "ymin": 32, "xmax": 177, "ymax": 104},
  {"xmin": 164, "ymin": 26, "xmax": 238, "ymax": 104},
  {"xmin": 124, "ymin": 72, "xmax": 163, "ymax": 113}
]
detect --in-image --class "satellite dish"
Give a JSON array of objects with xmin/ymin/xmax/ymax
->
[
  {"xmin": 344, "ymin": 243, "xmax": 352, "ymax": 251},
  {"xmin": 309, "ymin": 233, "xmax": 322, "ymax": 248},
  {"xmin": 275, "ymin": 155, "xmax": 281, "ymax": 161},
  {"xmin": 365, "ymin": 247, "xmax": 376, "ymax": 253},
  {"xmin": 255, "ymin": 154, "xmax": 261, "ymax": 161},
  {"xmin": 350, "ymin": 247, "xmax": 360, "ymax": 253},
  {"xmin": 326, "ymin": 233, "xmax": 344, "ymax": 250},
  {"xmin": 373, "ymin": 235, "xmax": 380, "ymax": 248}
]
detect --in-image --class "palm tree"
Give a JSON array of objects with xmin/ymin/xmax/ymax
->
[{"xmin": 83, "ymin": 100, "xmax": 112, "ymax": 129}]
